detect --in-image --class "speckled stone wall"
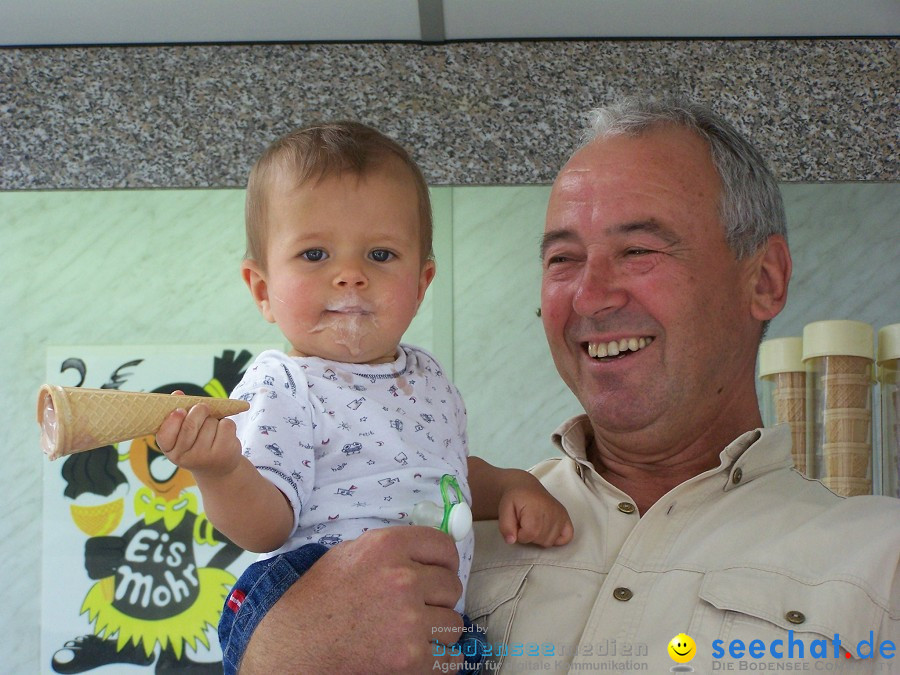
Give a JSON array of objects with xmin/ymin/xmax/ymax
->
[{"xmin": 1, "ymin": 38, "xmax": 897, "ymax": 189}]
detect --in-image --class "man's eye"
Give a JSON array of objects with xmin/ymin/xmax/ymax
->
[
  {"xmin": 301, "ymin": 249, "xmax": 327, "ymax": 262},
  {"xmin": 626, "ymin": 248, "xmax": 653, "ymax": 256},
  {"xmin": 370, "ymin": 250, "xmax": 394, "ymax": 262},
  {"xmin": 545, "ymin": 255, "xmax": 571, "ymax": 266}
]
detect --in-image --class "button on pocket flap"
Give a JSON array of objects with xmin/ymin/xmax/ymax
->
[
  {"xmin": 465, "ymin": 564, "xmax": 532, "ymax": 619},
  {"xmin": 700, "ymin": 567, "xmax": 885, "ymax": 648}
]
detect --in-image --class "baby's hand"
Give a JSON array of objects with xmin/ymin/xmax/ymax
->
[
  {"xmin": 155, "ymin": 391, "xmax": 243, "ymax": 478},
  {"xmin": 498, "ymin": 473, "xmax": 574, "ymax": 547}
]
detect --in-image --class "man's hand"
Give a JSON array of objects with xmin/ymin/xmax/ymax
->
[{"xmin": 239, "ymin": 526, "xmax": 467, "ymax": 674}]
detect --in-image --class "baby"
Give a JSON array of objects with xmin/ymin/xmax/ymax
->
[{"xmin": 156, "ymin": 121, "xmax": 572, "ymax": 674}]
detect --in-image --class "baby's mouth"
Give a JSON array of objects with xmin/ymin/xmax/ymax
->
[
  {"xmin": 326, "ymin": 307, "xmax": 371, "ymax": 315},
  {"xmin": 585, "ymin": 336, "xmax": 654, "ymax": 360}
]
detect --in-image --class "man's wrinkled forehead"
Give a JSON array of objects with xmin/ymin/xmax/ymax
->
[{"xmin": 545, "ymin": 163, "xmax": 603, "ymax": 235}]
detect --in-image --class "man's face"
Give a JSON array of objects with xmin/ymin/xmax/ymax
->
[{"xmin": 540, "ymin": 125, "xmax": 762, "ymax": 443}]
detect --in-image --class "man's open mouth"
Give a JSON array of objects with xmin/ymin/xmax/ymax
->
[{"xmin": 586, "ymin": 336, "xmax": 654, "ymax": 359}]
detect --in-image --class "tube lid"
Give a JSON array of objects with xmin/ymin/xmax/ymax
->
[
  {"xmin": 877, "ymin": 323, "xmax": 900, "ymax": 364},
  {"xmin": 758, "ymin": 337, "xmax": 803, "ymax": 378},
  {"xmin": 802, "ymin": 320, "xmax": 873, "ymax": 361}
]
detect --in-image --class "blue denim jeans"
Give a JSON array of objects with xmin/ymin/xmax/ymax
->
[{"xmin": 218, "ymin": 543, "xmax": 488, "ymax": 674}]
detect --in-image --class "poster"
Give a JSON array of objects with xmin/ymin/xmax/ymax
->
[{"xmin": 41, "ymin": 345, "xmax": 273, "ymax": 674}]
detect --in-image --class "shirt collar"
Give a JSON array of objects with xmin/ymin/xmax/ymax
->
[{"xmin": 550, "ymin": 415, "xmax": 794, "ymax": 489}]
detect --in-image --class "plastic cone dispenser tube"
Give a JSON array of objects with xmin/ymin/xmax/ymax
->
[
  {"xmin": 758, "ymin": 337, "xmax": 807, "ymax": 474},
  {"xmin": 802, "ymin": 320, "xmax": 874, "ymax": 496},
  {"xmin": 877, "ymin": 323, "xmax": 900, "ymax": 498}
]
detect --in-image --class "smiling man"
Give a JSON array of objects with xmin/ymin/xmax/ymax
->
[
  {"xmin": 463, "ymin": 98, "xmax": 899, "ymax": 673},
  {"xmin": 237, "ymin": 97, "xmax": 899, "ymax": 674},
  {"xmin": 537, "ymin": 122, "xmax": 776, "ymax": 514}
]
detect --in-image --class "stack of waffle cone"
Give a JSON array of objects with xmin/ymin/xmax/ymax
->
[
  {"xmin": 37, "ymin": 385, "xmax": 249, "ymax": 460},
  {"xmin": 771, "ymin": 371, "xmax": 806, "ymax": 473},
  {"xmin": 895, "ymin": 389, "xmax": 900, "ymax": 474},
  {"xmin": 818, "ymin": 355, "xmax": 872, "ymax": 496}
]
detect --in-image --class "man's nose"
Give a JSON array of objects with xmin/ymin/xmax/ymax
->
[
  {"xmin": 571, "ymin": 259, "xmax": 627, "ymax": 317},
  {"xmin": 333, "ymin": 263, "xmax": 368, "ymax": 288}
]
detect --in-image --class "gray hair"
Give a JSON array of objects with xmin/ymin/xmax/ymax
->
[{"xmin": 582, "ymin": 96, "xmax": 786, "ymax": 259}]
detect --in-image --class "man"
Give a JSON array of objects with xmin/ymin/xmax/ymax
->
[{"xmin": 236, "ymin": 97, "xmax": 900, "ymax": 673}]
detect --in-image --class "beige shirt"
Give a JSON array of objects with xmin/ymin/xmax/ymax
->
[{"xmin": 467, "ymin": 417, "xmax": 900, "ymax": 674}]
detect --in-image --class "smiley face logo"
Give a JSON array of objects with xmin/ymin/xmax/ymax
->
[{"xmin": 668, "ymin": 633, "xmax": 696, "ymax": 663}]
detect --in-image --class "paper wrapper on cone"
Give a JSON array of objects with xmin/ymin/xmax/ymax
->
[{"xmin": 37, "ymin": 385, "xmax": 249, "ymax": 460}]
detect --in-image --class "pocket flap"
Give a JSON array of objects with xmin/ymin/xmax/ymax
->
[
  {"xmin": 700, "ymin": 567, "xmax": 886, "ymax": 648},
  {"xmin": 465, "ymin": 564, "xmax": 532, "ymax": 619}
]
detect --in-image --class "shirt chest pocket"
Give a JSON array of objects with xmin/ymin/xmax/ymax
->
[
  {"xmin": 465, "ymin": 564, "xmax": 532, "ymax": 668},
  {"xmin": 695, "ymin": 567, "xmax": 889, "ymax": 662}
]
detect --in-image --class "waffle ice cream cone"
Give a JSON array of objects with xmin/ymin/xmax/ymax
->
[
  {"xmin": 823, "ymin": 442, "xmax": 871, "ymax": 478},
  {"xmin": 820, "ymin": 354, "xmax": 871, "ymax": 376},
  {"xmin": 773, "ymin": 371, "xmax": 806, "ymax": 392},
  {"xmin": 789, "ymin": 423, "xmax": 807, "ymax": 474},
  {"xmin": 823, "ymin": 408, "xmax": 871, "ymax": 444},
  {"xmin": 773, "ymin": 388, "xmax": 805, "ymax": 425},
  {"xmin": 37, "ymin": 385, "xmax": 249, "ymax": 460},
  {"xmin": 70, "ymin": 497, "xmax": 125, "ymax": 536},
  {"xmin": 820, "ymin": 373, "xmax": 871, "ymax": 410},
  {"xmin": 821, "ymin": 476, "xmax": 871, "ymax": 497}
]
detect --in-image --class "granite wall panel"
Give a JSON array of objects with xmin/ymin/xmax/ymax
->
[{"xmin": 2, "ymin": 39, "xmax": 897, "ymax": 189}]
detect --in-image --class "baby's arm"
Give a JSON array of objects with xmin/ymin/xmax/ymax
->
[
  {"xmin": 467, "ymin": 456, "xmax": 573, "ymax": 547},
  {"xmin": 156, "ymin": 401, "xmax": 293, "ymax": 553}
]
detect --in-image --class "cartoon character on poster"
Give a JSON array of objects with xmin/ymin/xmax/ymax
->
[{"xmin": 46, "ymin": 348, "xmax": 257, "ymax": 674}]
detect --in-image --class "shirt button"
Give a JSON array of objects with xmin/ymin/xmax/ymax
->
[
  {"xmin": 785, "ymin": 610, "xmax": 806, "ymax": 624},
  {"xmin": 613, "ymin": 587, "xmax": 633, "ymax": 601},
  {"xmin": 732, "ymin": 467, "xmax": 743, "ymax": 484},
  {"xmin": 617, "ymin": 502, "xmax": 636, "ymax": 514}
]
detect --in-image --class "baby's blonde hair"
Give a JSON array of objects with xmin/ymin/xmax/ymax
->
[{"xmin": 245, "ymin": 121, "xmax": 433, "ymax": 268}]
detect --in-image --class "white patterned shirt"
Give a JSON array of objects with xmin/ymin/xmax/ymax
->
[{"xmin": 231, "ymin": 345, "xmax": 473, "ymax": 609}]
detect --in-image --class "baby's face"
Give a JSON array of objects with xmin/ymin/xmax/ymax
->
[{"xmin": 249, "ymin": 163, "xmax": 434, "ymax": 364}]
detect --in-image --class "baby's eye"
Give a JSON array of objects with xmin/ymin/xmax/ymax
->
[
  {"xmin": 369, "ymin": 249, "xmax": 394, "ymax": 262},
  {"xmin": 301, "ymin": 249, "xmax": 327, "ymax": 262}
]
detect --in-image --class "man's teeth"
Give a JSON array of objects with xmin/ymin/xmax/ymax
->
[{"xmin": 587, "ymin": 337, "xmax": 653, "ymax": 358}]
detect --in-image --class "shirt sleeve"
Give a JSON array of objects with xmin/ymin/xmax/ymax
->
[{"xmin": 230, "ymin": 352, "xmax": 315, "ymax": 530}]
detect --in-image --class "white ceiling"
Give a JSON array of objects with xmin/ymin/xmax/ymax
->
[{"xmin": 3, "ymin": 0, "xmax": 899, "ymax": 46}]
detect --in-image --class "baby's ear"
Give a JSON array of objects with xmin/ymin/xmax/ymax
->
[
  {"xmin": 241, "ymin": 260, "xmax": 276, "ymax": 323},
  {"xmin": 416, "ymin": 259, "xmax": 437, "ymax": 307},
  {"xmin": 749, "ymin": 235, "xmax": 792, "ymax": 322}
]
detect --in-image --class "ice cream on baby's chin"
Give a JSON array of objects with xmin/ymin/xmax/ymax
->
[
  {"xmin": 309, "ymin": 308, "xmax": 379, "ymax": 359},
  {"xmin": 272, "ymin": 291, "xmax": 383, "ymax": 361}
]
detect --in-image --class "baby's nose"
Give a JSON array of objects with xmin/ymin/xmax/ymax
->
[{"xmin": 334, "ymin": 266, "xmax": 368, "ymax": 288}]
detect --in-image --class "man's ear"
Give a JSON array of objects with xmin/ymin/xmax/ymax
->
[
  {"xmin": 241, "ymin": 259, "xmax": 276, "ymax": 323},
  {"xmin": 749, "ymin": 234, "xmax": 792, "ymax": 322}
]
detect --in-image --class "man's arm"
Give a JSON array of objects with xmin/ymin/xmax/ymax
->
[{"xmin": 239, "ymin": 526, "xmax": 466, "ymax": 674}]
